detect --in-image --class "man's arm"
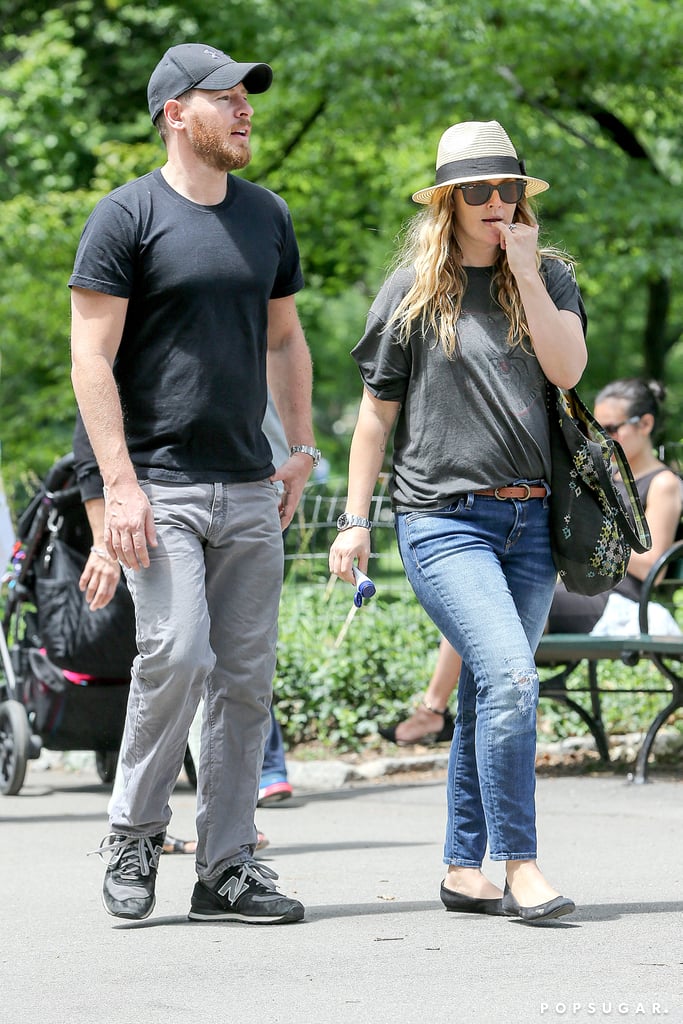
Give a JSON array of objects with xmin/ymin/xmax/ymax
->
[
  {"xmin": 266, "ymin": 294, "xmax": 317, "ymax": 529},
  {"xmin": 70, "ymin": 287, "xmax": 156, "ymax": 569}
]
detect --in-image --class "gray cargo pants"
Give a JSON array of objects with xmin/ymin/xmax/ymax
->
[{"xmin": 109, "ymin": 478, "xmax": 283, "ymax": 884}]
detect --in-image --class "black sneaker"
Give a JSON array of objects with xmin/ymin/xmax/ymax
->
[
  {"xmin": 188, "ymin": 859, "xmax": 304, "ymax": 924},
  {"xmin": 93, "ymin": 832, "xmax": 164, "ymax": 920}
]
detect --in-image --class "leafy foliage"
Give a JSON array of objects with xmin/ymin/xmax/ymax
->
[
  {"xmin": 2, "ymin": 0, "xmax": 683, "ymax": 507},
  {"xmin": 273, "ymin": 575, "xmax": 683, "ymax": 753},
  {"xmin": 274, "ymin": 580, "xmax": 441, "ymax": 749}
]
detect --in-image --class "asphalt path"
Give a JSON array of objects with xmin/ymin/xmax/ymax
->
[{"xmin": 1, "ymin": 761, "xmax": 681, "ymax": 1024}]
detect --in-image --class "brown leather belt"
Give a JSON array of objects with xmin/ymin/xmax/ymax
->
[{"xmin": 475, "ymin": 485, "xmax": 547, "ymax": 501}]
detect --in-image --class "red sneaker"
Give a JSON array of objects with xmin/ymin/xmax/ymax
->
[{"xmin": 257, "ymin": 779, "xmax": 293, "ymax": 807}]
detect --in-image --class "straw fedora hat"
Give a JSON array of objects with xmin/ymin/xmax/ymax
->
[{"xmin": 412, "ymin": 120, "xmax": 549, "ymax": 205}]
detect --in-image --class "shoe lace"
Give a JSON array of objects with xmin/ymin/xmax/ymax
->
[
  {"xmin": 89, "ymin": 833, "xmax": 163, "ymax": 878},
  {"xmin": 217, "ymin": 859, "xmax": 279, "ymax": 899}
]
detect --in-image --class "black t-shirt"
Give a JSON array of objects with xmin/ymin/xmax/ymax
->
[{"xmin": 69, "ymin": 169, "xmax": 304, "ymax": 483}]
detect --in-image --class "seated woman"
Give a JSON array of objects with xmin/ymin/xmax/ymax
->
[{"xmin": 380, "ymin": 378, "xmax": 683, "ymax": 744}]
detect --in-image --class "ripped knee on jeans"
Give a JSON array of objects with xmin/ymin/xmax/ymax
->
[{"xmin": 510, "ymin": 664, "xmax": 539, "ymax": 717}]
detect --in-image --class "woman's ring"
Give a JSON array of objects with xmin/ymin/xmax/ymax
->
[{"xmin": 509, "ymin": 224, "xmax": 516, "ymax": 231}]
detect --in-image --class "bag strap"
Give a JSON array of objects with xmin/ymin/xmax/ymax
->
[{"xmin": 560, "ymin": 387, "xmax": 652, "ymax": 554}]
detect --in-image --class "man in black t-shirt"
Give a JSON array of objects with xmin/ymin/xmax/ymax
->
[{"xmin": 70, "ymin": 42, "xmax": 319, "ymax": 925}]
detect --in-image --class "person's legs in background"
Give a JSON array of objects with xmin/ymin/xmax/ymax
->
[
  {"xmin": 546, "ymin": 583, "xmax": 608, "ymax": 634},
  {"xmin": 378, "ymin": 636, "xmax": 461, "ymax": 744},
  {"xmin": 378, "ymin": 576, "xmax": 607, "ymax": 747},
  {"xmin": 258, "ymin": 706, "xmax": 293, "ymax": 806}
]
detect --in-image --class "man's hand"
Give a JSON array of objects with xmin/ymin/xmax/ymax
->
[
  {"xmin": 270, "ymin": 453, "xmax": 313, "ymax": 531},
  {"xmin": 104, "ymin": 479, "xmax": 157, "ymax": 570}
]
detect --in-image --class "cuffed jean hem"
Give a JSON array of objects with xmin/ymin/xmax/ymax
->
[
  {"xmin": 489, "ymin": 852, "xmax": 538, "ymax": 863},
  {"xmin": 443, "ymin": 851, "xmax": 537, "ymax": 866},
  {"xmin": 444, "ymin": 858, "xmax": 486, "ymax": 869}
]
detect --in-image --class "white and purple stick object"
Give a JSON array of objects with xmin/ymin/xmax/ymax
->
[{"xmin": 352, "ymin": 566, "xmax": 377, "ymax": 607}]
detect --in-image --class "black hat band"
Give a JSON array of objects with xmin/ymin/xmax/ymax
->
[{"xmin": 435, "ymin": 155, "xmax": 524, "ymax": 185}]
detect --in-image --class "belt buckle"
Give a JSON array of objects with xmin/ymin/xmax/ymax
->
[{"xmin": 494, "ymin": 484, "xmax": 531, "ymax": 501}]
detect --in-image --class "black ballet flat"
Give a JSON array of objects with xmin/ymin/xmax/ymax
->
[
  {"xmin": 440, "ymin": 882, "xmax": 505, "ymax": 916},
  {"xmin": 378, "ymin": 706, "xmax": 455, "ymax": 745},
  {"xmin": 502, "ymin": 882, "xmax": 575, "ymax": 924}
]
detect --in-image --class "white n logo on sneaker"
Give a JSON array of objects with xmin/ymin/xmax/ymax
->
[
  {"xmin": 215, "ymin": 861, "xmax": 279, "ymax": 903},
  {"xmin": 217, "ymin": 870, "xmax": 249, "ymax": 902}
]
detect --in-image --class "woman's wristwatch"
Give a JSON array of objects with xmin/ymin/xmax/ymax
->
[{"xmin": 336, "ymin": 512, "xmax": 373, "ymax": 531}]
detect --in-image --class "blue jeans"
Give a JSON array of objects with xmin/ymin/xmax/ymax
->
[
  {"xmin": 111, "ymin": 478, "xmax": 283, "ymax": 883},
  {"xmin": 395, "ymin": 489, "xmax": 556, "ymax": 866},
  {"xmin": 262, "ymin": 706, "xmax": 287, "ymax": 779}
]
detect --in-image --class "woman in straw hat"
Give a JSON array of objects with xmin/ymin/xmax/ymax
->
[{"xmin": 330, "ymin": 120, "xmax": 587, "ymax": 923}]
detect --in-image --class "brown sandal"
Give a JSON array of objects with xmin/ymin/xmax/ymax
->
[
  {"xmin": 162, "ymin": 835, "xmax": 197, "ymax": 855},
  {"xmin": 378, "ymin": 703, "xmax": 455, "ymax": 745},
  {"xmin": 162, "ymin": 831, "xmax": 268, "ymax": 855}
]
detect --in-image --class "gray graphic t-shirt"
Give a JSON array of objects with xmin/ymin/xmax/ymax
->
[{"xmin": 352, "ymin": 259, "xmax": 587, "ymax": 511}]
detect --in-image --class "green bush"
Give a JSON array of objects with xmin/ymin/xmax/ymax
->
[
  {"xmin": 274, "ymin": 568, "xmax": 683, "ymax": 754},
  {"xmin": 274, "ymin": 580, "xmax": 440, "ymax": 750}
]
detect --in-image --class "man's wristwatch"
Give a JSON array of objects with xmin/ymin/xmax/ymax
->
[
  {"xmin": 289, "ymin": 444, "xmax": 322, "ymax": 468},
  {"xmin": 337, "ymin": 512, "xmax": 372, "ymax": 532}
]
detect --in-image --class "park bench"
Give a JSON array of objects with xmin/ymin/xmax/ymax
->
[
  {"xmin": 535, "ymin": 537, "xmax": 683, "ymax": 784},
  {"xmin": 286, "ymin": 477, "xmax": 683, "ymax": 785}
]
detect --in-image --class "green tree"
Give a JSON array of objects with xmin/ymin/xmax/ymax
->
[{"xmin": 1, "ymin": 0, "xmax": 681, "ymax": 506}]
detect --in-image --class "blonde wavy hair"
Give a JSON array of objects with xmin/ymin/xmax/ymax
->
[{"xmin": 388, "ymin": 184, "xmax": 572, "ymax": 357}]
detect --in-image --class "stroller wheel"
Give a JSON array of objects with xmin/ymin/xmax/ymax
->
[
  {"xmin": 95, "ymin": 750, "xmax": 119, "ymax": 785},
  {"xmin": 0, "ymin": 700, "xmax": 31, "ymax": 796}
]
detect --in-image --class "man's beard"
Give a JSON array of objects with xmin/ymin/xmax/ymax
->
[{"xmin": 186, "ymin": 112, "xmax": 252, "ymax": 172}]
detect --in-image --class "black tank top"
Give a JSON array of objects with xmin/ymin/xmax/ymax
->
[{"xmin": 614, "ymin": 467, "xmax": 668, "ymax": 603}]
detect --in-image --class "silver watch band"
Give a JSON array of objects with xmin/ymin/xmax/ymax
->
[
  {"xmin": 289, "ymin": 444, "xmax": 321, "ymax": 468},
  {"xmin": 337, "ymin": 512, "xmax": 373, "ymax": 532}
]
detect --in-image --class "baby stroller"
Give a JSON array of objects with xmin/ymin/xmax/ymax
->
[{"xmin": 1, "ymin": 453, "xmax": 172, "ymax": 795}]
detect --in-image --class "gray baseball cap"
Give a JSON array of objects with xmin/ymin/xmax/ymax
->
[{"xmin": 147, "ymin": 42, "xmax": 272, "ymax": 123}]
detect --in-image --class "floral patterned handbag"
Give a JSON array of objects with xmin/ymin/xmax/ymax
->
[{"xmin": 547, "ymin": 385, "xmax": 652, "ymax": 596}]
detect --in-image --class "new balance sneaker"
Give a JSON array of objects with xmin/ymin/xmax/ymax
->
[
  {"xmin": 94, "ymin": 832, "xmax": 164, "ymax": 920},
  {"xmin": 188, "ymin": 859, "xmax": 304, "ymax": 924},
  {"xmin": 257, "ymin": 774, "xmax": 293, "ymax": 807}
]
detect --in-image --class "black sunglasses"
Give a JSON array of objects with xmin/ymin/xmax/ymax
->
[
  {"xmin": 454, "ymin": 180, "xmax": 526, "ymax": 206},
  {"xmin": 602, "ymin": 415, "xmax": 641, "ymax": 437}
]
